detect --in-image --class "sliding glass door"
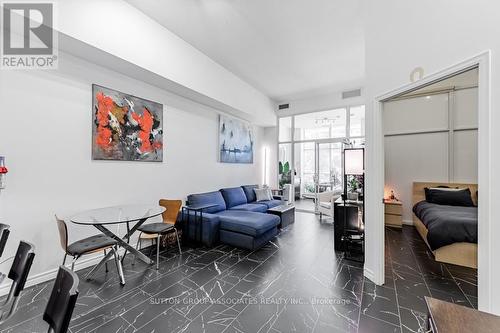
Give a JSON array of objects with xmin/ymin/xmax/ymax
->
[
  {"xmin": 293, "ymin": 141, "xmax": 343, "ymax": 212},
  {"xmin": 316, "ymin": 141, "xmax": 343, "ymax": 196}
]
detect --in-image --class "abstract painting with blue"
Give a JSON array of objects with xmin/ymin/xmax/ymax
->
[{"xmin": 219, "ymin": 115, "xmax": 254, "ymax": 163}]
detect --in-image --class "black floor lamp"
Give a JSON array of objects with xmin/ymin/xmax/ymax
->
[{"xmin": 342, "ymin": 148, "xmax": 365, "ymax": 262}]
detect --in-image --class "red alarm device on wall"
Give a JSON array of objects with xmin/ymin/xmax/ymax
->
[{"xmin": 0, "ymin": 156, "xmax": 7, "ymax": 190}]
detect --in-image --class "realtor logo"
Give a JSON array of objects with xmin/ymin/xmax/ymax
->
[{"xmin": 1, "ymin": 2, "xmax": 57, "ymax": 69}]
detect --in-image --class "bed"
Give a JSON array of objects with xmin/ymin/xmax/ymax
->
[{"xmin": 412, "ymin": 182, "xmax": 478, "ymax": 268}]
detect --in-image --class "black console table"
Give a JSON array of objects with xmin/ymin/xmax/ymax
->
[
  {"xmin": 333, "ymin": 197, "xmax": 364, "ymax": 253},
  {"xmin": 181, "ymin": 204, "xmax": 218, "ymax": 247}
]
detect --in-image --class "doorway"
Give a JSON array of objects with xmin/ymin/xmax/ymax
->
[{"xmin": 367, "ymin": 52, "xmax": 491, "ymax": 312}]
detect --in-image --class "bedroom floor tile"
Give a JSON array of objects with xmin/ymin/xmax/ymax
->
[{"xmin": 1, "ymin": 219, "xmax": 478, "ymax": 333}]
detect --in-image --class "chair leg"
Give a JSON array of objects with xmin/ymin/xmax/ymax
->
[
  {"xmin": 104, "ymin": 249, "xmax": 108, "ymax": 273},
  {"xmin": 156, "ymin": 235, "xmax": 161, "ymax": 270},
  {"xmin": 111, "ymin": 247, "xmax": 125, "ymax": 285},
  {"xmin": 174, "ymin": 229, "xmax": 182, "ymax": 254},
  {"xmin": 62, "ymin": 253, "xmax": 67, "ymax": 266},
  {"xmin": 148, "ymin": 239, "xmax": 154, "ymax": 258},
  {"xmin": 71, "ymin": 256, "xmax": 79, "ymax": 271},
  {"xmin": 320, "ymin": 212, "xmax": 322, "ymax": 221}
]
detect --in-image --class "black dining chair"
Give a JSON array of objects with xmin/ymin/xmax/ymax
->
[
  {"xmin": 55, "ymin": 216, "xmax": 124, "ymax": 284},
  {"xmin": 43, "ymin": 265, "xmax": 79, "ymax": 333},
  {"xmin": 0, "ymin": 223, "xmax": 10, "ymax": 258},
  {"xmin": 0, "ymin": 241, "xmax": 35, "ymax": 325}
]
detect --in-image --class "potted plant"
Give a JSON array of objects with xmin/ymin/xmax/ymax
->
[
  {"xmin": 278, "ymin": 161, "xmax": 291, "ymax": 189},
  {"xmin": 347, "ymin": 175, "xmax": 364, "ymax": 201}
]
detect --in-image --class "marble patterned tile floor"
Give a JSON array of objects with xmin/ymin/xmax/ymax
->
[{"xmin": 0, "ymin": 213, "xmax": 477, "ymax": 333}]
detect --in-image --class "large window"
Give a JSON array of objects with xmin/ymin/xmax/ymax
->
[
  {"xmin": 294, "ymin": 108, "xmax": 347, "ymax": 141},
  {"xmin": 278, "ymin": 105, "xmax": 365, "ymax": 144},
  {"xmin": 277, "ymin": 105, "xmax": 365, "ymax": 211},
  {"xmin": 278, "ymin": 143, "xmax": 292, "ymax": 188},
  {"xmin": 294, "ymin": 142, "xmax": 315, "ymax": 197},
  {"xmin": 350, "ymin": 105, "xmax": 365, "ymax": 137}
]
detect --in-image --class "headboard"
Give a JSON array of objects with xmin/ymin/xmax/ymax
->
[{"xmin": 412, "ymin": 182, "xmax": 478, "ymax": 207}]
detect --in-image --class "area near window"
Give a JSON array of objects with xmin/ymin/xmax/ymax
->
[{"xmin": 278, "ymin": 105, "xmax": 365, "ymax": 212}]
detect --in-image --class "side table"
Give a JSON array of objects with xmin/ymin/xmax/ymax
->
[
  {"xmin": 267, "ymin": 204, "xmax": 295, "ymax": 229},
  {"xmin": 181, "ymin": 204, "xmax": 218, "ymax": 247}
]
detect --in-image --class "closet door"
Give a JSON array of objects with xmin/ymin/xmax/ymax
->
[
  {"xmin": 453, "ymin": 87, "xmax": 478, "ymax": 182},
  {"xmin": 383, "ymin": 93, "xmax": 450, "ymax": 223},
  {"xmin": 383, "ymin": 94, "xmax": 449, "ymax": 135}
]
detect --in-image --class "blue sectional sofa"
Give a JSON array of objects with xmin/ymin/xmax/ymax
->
[{"xmin": 183, "ymin": 185, "xmax": 283, "ymax": 250}]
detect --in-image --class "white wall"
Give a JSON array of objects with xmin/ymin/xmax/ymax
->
[
  {"xmin": 384, "ymin": 89, "xmax": 478, "ymax": 222},
  {"xmin": 0, "ymin": 51, "xmax": 265, "ymax": 290},
  {"xmin": 48, "ymin": 0, "xmax": 276, "ymax": 126},
  {"xmin": 363, "ymin": 0, "xmax": 500, "ymax": 313}
]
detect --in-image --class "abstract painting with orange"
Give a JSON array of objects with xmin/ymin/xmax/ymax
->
[{"xmin": 92, "ymin": 85, "xmax": 163, "ymax": 161}]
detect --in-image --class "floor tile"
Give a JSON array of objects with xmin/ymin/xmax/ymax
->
[
  {"xmin": 361, "ymin": 286, "xmax": 400, "ymax": 326},
  {"xmin": 3, "ymin": 217, "xmax": 478, "ymax": 333},
  {"xmin": 399, "ymin": 306, "xmax": 428, "ymax": 333},
  {"xmin": 357, "ymin": 314, "xmax": 400, "ymax": 333}
]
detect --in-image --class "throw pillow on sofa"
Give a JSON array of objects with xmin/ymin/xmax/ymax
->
[{"xmin": 254, "ymin": 188, "xmax": 272, "ymax": 201}]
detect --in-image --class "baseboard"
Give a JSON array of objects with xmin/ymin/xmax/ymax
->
[
  {"xmin": 0, "ymin": 248, "xmax": 127, "ymax": 297},
  {"xmin": 363, "ymin": 267, "xmax": 375, "ymax": 283},
  {"xmin": 364, "ymin": 266, "xmax": 387, "ymax": 286}
]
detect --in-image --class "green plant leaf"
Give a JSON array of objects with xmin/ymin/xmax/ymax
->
[
  {"xmin": 279, "ymin": 161, "xmax": 283, "ymax": 174},
  {"xmin": 283, "ymin": 161, "xmax": 290, "ymax": 173}
]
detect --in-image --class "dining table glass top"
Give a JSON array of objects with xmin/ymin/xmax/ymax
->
[{"xmin": 70, "ymin": 204, "xmax": 165, "ymax": 225}]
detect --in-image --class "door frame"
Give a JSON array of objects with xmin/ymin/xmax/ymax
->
[{"xmin": 366, "ymin": 51, "xmax": 491, "ymax": 311}]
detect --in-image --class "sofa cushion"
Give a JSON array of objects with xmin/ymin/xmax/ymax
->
[
  {"xmin": 187, "ymin": 191, "xmax": 226, "ymax": 213},
  {"xmin": 229, "ymin": 203, "xmax": 268, "ymax": 213},
  {"xmin": 258, "ymin": 199, "xmax": 282, "ymax": 209},
  {"xmin": 241, "ymin": 185, "xmax": 258, "ymax": 203},
  {"xmin": 220, "ymin": 187, "xmax": 248, "ymax": 208},
  {"xmin": 216, "ymin": 210, "xmax": 280, "ymax": 237}
]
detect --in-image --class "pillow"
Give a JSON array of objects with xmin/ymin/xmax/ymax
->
[
  {"xmin": 424, "ymin": 187, "xmax": 474, "ymax": 207},
  {"xmin": 254, "ymin": 188, "xmax": 272, "ymax": 201},
  {"xmin": 266, "ymin": 188, "xmax": 274, "ymax": 200}
]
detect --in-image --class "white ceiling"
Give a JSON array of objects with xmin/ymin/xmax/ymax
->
[{"xmin": 125, "ymin": 0, "xmax": 364, "ymax": 102}]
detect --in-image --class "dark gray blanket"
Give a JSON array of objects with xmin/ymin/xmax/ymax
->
[{"xmin": 413, "ymin": 201, "xmax": 477, "ymax": 250}]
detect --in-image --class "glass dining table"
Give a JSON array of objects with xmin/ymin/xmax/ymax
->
[{"xmin": 70, "ymin": 204, "xmax": 165, "ymax": 285}]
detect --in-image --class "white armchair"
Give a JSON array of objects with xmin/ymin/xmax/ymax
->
[{"xmin": 317, "ymin": 191, "xmax": 341, "ymax": 221}]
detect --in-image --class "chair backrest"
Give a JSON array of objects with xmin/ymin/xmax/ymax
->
[
  {"xmin": 43, "ymin": 265, "xmax": 79, "ymax": 333},
  {"xmin": 0, "ymin": 223, "xmax": 10, "ymax": 258},
  {"xmin": 159, "ymin": 199, "xmax": 182, "ymax": 225},
  {"xmin": 54, "ymin": 216, "xmax": 68, "ymax": 252},
  {"xmin": 8, "ymin": 241, "xmax": 35, "ymax": 297}
]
